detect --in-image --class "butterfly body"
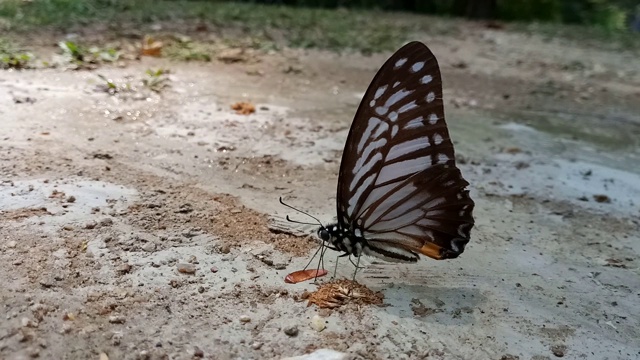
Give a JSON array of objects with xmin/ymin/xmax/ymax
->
[
  {"xmin": 320, "ymin": 41, "xmax": 475, "ymax": 265},
  {"xmin": 317, "ymin": 223, "xmax": 366, "ymax": 258}
]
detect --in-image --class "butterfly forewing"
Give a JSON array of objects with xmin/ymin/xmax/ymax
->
[{"xmin": 337, "ymin": 41, "xmax": 474, "ymax": 261}]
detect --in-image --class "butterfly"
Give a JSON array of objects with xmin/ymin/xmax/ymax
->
[{"xmin": 284, "ymin": 41, "xmax": 474, "ymax": 275}]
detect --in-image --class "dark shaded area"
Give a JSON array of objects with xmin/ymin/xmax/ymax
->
[{"xmin": 236, "ymin": 0, "xmax": 639, "ymax": 29}]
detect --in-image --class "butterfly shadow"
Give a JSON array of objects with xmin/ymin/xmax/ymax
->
[{"xmin": 361, "ymin": 266, "xmax": 487, "ymax": 325}]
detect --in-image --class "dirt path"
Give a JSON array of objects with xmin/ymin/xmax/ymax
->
[{"xmin": 1, "ymin": 22, "xmax": 640, "ymax": 360}]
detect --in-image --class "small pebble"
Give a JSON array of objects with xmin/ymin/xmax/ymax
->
[
  {"xmin": 61, "ymin": 322, "xmax": 73, "ymax": 334},
  {"xmin": 116, "ymin": 264, "xmax": 131, "ymax": 275},
  {"xmin": 8, "ymin": 240, "xmax": 17, "ymax": 248},
  {"xmin": 551, "ymin": 344, "xmax": 566, "ymax": 357},
  {"xmin": 251, "ymin": 342, "xmax": 263, "ymax": 350},
  {"xmin": 27, "ymin": 347, "xmax": 40, "ymax": 358},
  {"xmin": 108, "ymin": 315, "xmax": 126, "ymax": 324},
  {"xmin": 177, "ymin": 263, "xmax": 196, "ymax": 274},
  {"xmin": 210, "ymin": 266, "xmax": 219, "ymax": 273},
  {"xmin": 141, "ymin": 242, "xmax": 156, "ymax": 252},
  {"xmin": 21, "ymin": 317, "xmax": 38, "ymax": 328},
  {"xmin": 99, "ymin": 218, "xmax": 114, "ymax": 226},
  {"xmin": 283, "ymin": 325, "xmax": 299, "ymax": 337},
  {"xmin": 66, "ymin": 196, "xmax": 76, "ymax": 203},
  {"xmin": 193, "ymin": 346, "xmax": 204, "ymax": 358},
  {"xmin": 239, "ymin": 315, "xmax": 251, "ymax": 323},
  {"xmin": 219, "ymin": 244, "xmax": 231, "ymax": 254},
  {"xmin": 310, "ymin": 315, "xmax": 326, "ymax": 332},
  {"xmin": 84, "ymin": 221, "xmax": 97, "ymax": 229}
]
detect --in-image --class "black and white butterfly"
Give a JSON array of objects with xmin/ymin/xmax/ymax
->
[{"xmin": 285, "ymin": 41, "xmax": 474, "ymax": 269}]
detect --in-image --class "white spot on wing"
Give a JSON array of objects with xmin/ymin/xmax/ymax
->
[
  {"xmin": 420, "ymin": 75, "xmax": 433, "ymax": 84},
  {"xmin": 426, "ymin": 92, "xmax": 435, "ymax": 103},
  {"xmin": 357, "ymin": 117, "xmax": 382, "ymax": 153},
  {"xmin": 451, "ymin": 241, "xmax": 460, "ymax": 252},
  {"xmin": 348, "ymin": 173, "xmax": 376, "ymax": 215},
  {"xmin": 372, "ymin": 121, "xmax": 389, "ymax": 139},
  {"xmin": 411, "ymin": 62, "xmax": 425, "ymax": 73},
  {"xmin": 384, "ymin": 88, "xmax": 412, "ymax": 108},
  {"xmin": 391, "ymin": 125, "xmax": 399, "ymax": 137},
  {"xmin": 429, "ymin": 113, "xmax": 438, "ymax": 125},
  {"xmin": 398, "ymin": 100, "xmax": 417, "ymax": 114},
  {"xmin": 375, "ymin": 106, "xmax": 389, "ymax": 116},
  {"xmin": 404, "ymin": 116, "xmax": 424, "ymax": 130},
  {"xmin": 457, "ymin": 224, "xmax": 469, "ymax": 237},
  {"xmin": 374, "ymin": 85, "xmax": 387, "ymax": 100},
  {"xmin": 369, "ymin": 100, "xmax": 375, "ymax": 107},
  {"xmin": 388, "ymin": 111, "xmax": 398, "ymax": 122},
  {"xmin": 437, "ymin": 153, "xmax": 449, "ymax": 163},
  {"xmin": 350, "ymin": 152, "xmax": 383, "ymax": 190},
  {"xmin": 433, "ymin": 133, "xmax": 443, "ymax": 145},
  {"xmin": 365, "ymin": 183, "xmax": 418, "ymax": 224},
  {"xmin": 387, "ymin": 137, "xmax": 429, "ymax": 161},
  {"xmin": 352, "ymin": 139, "xmax": 387, "ymax": 183},
  {"xmin": 393, "ymin": 81, "xmax": 401, "ymax": 88},
  {"xmin": 395, "ymin": 58, "xmax": 407, "ymax": 68},
  {"xmin": 376, "ymin": 157, "xmax": 429, "ymax": 185}
]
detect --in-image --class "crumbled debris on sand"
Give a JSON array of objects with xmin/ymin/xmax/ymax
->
[{"xmin": 306, "ymin": 279, "xmax": 384, "ymax": 309}]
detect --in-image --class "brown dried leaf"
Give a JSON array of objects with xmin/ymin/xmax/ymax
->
[
  {"xmin": 307, "ymin": 279, "xmax": 384, "ymax": 309},
  {"xmin": 231, "ymin": 101, "xmax": 256, "ymax": 115},
  {"xmin": 141, "ymin": 36, "xmax": 163, "ymax": 57}
]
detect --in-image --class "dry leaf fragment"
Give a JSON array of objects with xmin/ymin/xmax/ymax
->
[
  {"xmin": 141, "ymin": 36, "xmax": 163, "ymax": 57},
  {"xmin": 307, "ymin": 279, "xmax": 384, "ymax": 309},
  {"xmin": 285, "ymin": 269, "xmax": 328, "ymax": 284},
  {"xmin": 231, "ymin": 101, "xmax": 256, "ymax": 115}
]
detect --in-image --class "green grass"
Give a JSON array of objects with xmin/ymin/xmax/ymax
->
[
  {"xmin": 512, "ymin": 21, "xmax": 640, "ymax": 52},
  {"xmin": 0, "ymin": 0, "xmax": 411, "ymax": 53},
  {"xmin": 0, "ymin": 0, "xmax": 637, "ymax": 54},
  {"xmin": 0, "ymin": 38, "xmax": 34, "ymax": 69},
  {"xmin": 58, "ymin": 40, "xmax": 120, "ymax": 67}
]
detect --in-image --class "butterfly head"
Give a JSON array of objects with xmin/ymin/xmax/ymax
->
[
  {"xmin": 317, "ymin": 224, "xmax": 336, "ymax": 244},
  {"xmin": 316, "ymin": 223, "xmax": 346, "ymax": 248}
]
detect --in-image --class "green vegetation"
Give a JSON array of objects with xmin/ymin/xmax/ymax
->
[
  {"xmin": 0, "ymin": 0, "xmax": 409, "ymax": 53},
  {"xmin": 0, "ymin": 0, "xmax": 637, "ymax": 54},
  {"xmin": 237, "ymin": 0, "xmax": 638, "ymax": 31},
  {"xmin": 164, "ymin": 37, "xmax": 213, "ymax": 62},
  {"xmin": 142, "ymin": 69, "xmax": 171, "ymax": 93},
  {"xmin": 0, "ymin": 38, "xmax": 34, "ymax": 69},
  {"xmin": 95, "ymin": 69, "xmax": 170, "ymax": 95},
  {"xmin": 58, "ymin": 41, "xmax": 120, "ymax": 68},
  {"xmin": 96, "ymin": 74, "xmax": 120, "ymax": 95}
]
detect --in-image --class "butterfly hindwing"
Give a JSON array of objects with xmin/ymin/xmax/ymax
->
[{"xmin": 336, "ymin": 41, "xmax": 474, "ymax": 261}]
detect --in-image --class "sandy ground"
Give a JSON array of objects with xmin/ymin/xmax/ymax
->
[{"xmin": 1, "ymin": 21, "xmax": 640, "ymax": 360}]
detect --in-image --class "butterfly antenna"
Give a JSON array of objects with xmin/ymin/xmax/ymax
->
[{"xmin": 279, "ymin": 197, "xmax": 324, "ymax": 228}]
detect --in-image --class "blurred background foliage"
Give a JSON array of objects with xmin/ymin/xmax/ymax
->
[
  {"xmin": 0, "ymin": 0, "xmax": 638, "ymax": 31},
  {"xmin": 240, "ymin": 0, "xmax": 639, "ymax": 31},
  {"xmin": 0, "ymin": 0, "xmax": 637, "ymax": 53}
]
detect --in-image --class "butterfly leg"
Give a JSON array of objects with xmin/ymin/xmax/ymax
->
[
  {"xmin": 350, "ymin": 255, "xmax": 362, "ymax": 284},
  {"xmin": 331, "ymin": 256, "xmax": 339, "ymax": 280},
  {"xmin": 312, "ymin": 243, "xmax": 333, "ymax": 284},
  {"xmin": 302, "ymin": 244, "xmax": 323, "ymax": 271}
]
